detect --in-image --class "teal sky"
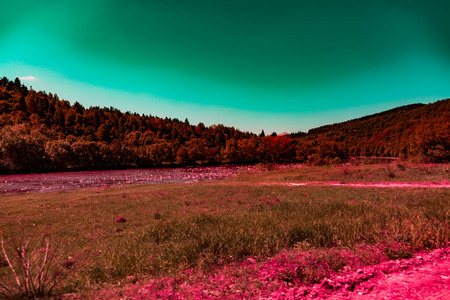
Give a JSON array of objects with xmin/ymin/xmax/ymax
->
[{"xmin": 2, "ymin": 0, "xmax": 450, "ymax": 133}]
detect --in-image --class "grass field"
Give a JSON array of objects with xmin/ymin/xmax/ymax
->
[{"xmin": 0, "ymin": 163, "xmax": 449, "ymax": 298}]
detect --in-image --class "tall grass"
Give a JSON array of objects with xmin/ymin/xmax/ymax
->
[{"xmin": 81, "ymin": 186, "xmax": 449, "ymax": 286}]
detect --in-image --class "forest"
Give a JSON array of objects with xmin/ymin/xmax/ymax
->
[{"xmin": 0, "ymin": 76, "xmax": 449, "ymax": 173}]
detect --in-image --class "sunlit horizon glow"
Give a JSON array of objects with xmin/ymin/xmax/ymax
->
[{"xmin": 2, "ymin": 0, "xmax": 450, "ymax": 133}]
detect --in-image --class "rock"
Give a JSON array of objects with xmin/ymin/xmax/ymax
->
[
  {"xmin": 320, "ymin": 278, "xmax": 334, "ymax": 289},
  {"xmin": 126, "ymin": 276, "xmax": 138, "ymax": 284},
  {"xmin": 247, "ymin": 258, "xmax": 257, "ymax": 264}
]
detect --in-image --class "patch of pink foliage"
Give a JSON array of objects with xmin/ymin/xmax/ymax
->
[{"xmin": 93, "ymin": 245, "xmax": 389, "ymax": 299}]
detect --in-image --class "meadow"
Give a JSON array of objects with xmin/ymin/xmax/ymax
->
[{"xmin": 0, "ymin": 163, "xmax": 449, "ymax": 298}]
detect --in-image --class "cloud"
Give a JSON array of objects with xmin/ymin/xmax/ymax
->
[{"xmin": 19, "ymin": 76, "xmax": 37, "ymax": 81}]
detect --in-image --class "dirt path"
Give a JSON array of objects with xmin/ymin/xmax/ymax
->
[
  {"xmin": 298, "ymin": 247, "xmax": 450, "ymax": 300},
  {"xmin": 260, "ymin": 181, "xmax": 450, "ymax": 188}
]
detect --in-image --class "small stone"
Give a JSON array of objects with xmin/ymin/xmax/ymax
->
[
  {"xmin": 320, "ymin": 278, "xmax": 333, "ymax": 289},
  {"xmin": 126, "ymin": 276, "xmax": 138, "ymax": 284},
  {"xmin": 296, "ymin": 287, "xmax": 310, "ymax": 296}
]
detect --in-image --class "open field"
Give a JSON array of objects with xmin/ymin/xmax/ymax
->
[{"xmin": 0, "ymin": 163, "xmax": 449, "ymax": 298}]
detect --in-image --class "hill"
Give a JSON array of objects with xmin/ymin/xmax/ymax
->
[
  {"xmin": 295, "ymin": 99, "xmax": 450, "ymax": 164},
  {"xmin": 0, "ymin": 76, "xmax": 449, "ymax": 172}
]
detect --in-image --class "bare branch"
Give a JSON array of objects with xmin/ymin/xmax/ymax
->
[{"xmin": 1, "ymin": 236, "xmax": 21, "ymax": 288}]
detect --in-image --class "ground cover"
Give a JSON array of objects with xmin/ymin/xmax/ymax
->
[{"xmin": 0, "ymin": 163, "xmax": 449, "ymax": 298}]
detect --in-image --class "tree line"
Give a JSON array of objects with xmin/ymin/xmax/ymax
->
[{"xmin": 0, "ymin": 77, "xmax": 448, "ymax": 173}]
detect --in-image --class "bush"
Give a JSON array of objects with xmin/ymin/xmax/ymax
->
[{"xmin": 0, "ymin": 230, "xmax": 89, "ymax": 298}]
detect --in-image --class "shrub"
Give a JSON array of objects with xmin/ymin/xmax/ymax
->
[{"xmin": 0, "ymin": 230, "xmax": 89, "ymax": 298}]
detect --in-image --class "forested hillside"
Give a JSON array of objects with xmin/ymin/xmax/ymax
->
[
  {"xmin": 296, "ymin": 100, "xmax": 450, "ymax": 163},
  {"xmin": 0, "ymin": 77, "xmax": 449, "ymax": 173}
]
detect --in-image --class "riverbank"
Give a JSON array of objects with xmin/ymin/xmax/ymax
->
[
  {"xmin": 0, "ymin": 165, "xmax": 250, "ymax": 194},
  {"xmin": 0, "ymin": 163, "xmax": 307, "ymax": 195}
]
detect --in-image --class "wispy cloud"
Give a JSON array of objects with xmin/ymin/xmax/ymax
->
[{"xmin": 19, "ymin": 76, "xmax": 37, "ymax": 81}]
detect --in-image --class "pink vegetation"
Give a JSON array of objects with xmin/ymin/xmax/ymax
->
[
  {"xmin": 92, "ymin": 245, "xmax": 396, "ymax": 299},
  {"xmin": 91, "ymin": 246, "xmax": 450, "ymax": 299}
]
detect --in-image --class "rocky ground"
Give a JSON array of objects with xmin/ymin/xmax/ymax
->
[{"xmin": 292, "ymin": 247, "xmax": 450, "ymax": 300}]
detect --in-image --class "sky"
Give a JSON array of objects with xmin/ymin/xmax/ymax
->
[{"xmin": 1, "ymin": 0, "xmax": 450, "ymax": 134}]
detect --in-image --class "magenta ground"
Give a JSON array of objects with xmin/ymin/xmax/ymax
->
[{"xmin": 76, "ymin": 246, "xmax": 450, "ymax": 299}]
